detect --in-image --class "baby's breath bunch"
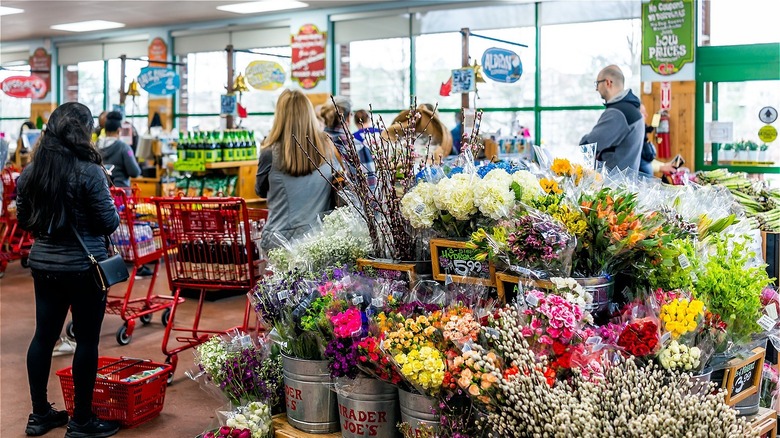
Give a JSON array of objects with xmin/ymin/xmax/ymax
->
[{"xmin": 478, "ymin": 306, "xmax": 754, "ymax": 438}]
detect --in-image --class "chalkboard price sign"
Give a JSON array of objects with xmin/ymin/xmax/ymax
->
[
  {"xmin": 430, "ymin": 238, "xmax": 495, "ymax": 286},
  {"xmin": 723, "ymin": 347, "xmax": 765, "ymax": 406}
]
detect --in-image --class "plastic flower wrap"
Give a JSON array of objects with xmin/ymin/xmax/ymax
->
[
  {"xmin": 614, "ymin": 301, "xmax": 661, "ymax": 359},
  {"xmin": 659, "ymin": 296, "xmax": 704, "ymax": 339},
  {"xmin": 190, "ymin": 331, "xmax": 284, "ymax": 408},
  {"xmin": 434, "ymin": 173, "xmax": 478, "ymax": 221},
  {"xmin": 469, "ymin": 206, "xmax": 576, "ymax": 279},
  {"xmin": 266, "ymin": 207, "xmax": 372, "ymax": 273},
  {"xmin": 760, "ymin": 361, "xmax": 779, "ymax": 410},
  {"xmin": 575, "ymin": 187, "xmax": 671, "ymax": 278},
  {"xmin": 223, "ymin": 401, "xmax": 273, "ymax": 438},
  {"xmin": 400, "ymin": 181, "xmax": 438, "ymax": 229},
  {"xmin": 658, "ymin": 339, "xmax": 702, "ymax": 371},
  {"xmin": 529, "ymin": 193, "xmax": 588, "ymax": 240},
  {"xmin": 473, "ymin": 169, "xmax": 515, "ymax": 220}
]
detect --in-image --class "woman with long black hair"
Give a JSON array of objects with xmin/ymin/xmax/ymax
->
[{"xmin": 16, "ymin": 102, "xmax": 121, "ymax": 438}]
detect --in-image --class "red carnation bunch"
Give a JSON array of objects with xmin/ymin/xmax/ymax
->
[{"xmin": 617, "ymin": 319, "xmax": 659, "ymax": 357}]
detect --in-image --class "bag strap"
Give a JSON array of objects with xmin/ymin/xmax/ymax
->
[{"xmin": 68, "ymin": 222, "xmax": 98, "ymax": 265}]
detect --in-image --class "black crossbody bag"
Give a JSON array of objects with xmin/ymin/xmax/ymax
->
[{"xmin": 69, "ymin": 223, "xmax": 129, "ymax": 293}]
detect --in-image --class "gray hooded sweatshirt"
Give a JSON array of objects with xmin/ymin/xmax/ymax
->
[
  {"xmin": 98, "ymin": 137, "xmax": 141, "ymax": 187},
  {"xmin": 580, "ymin": 89, "xmax": 644, "ymax": 171}
]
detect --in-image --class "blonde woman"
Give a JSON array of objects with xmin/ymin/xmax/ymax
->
[{"xmin": 255, "ymin": 89, "xmax": 336, "ymax": 251}]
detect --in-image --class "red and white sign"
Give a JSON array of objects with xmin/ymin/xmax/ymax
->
[
  {"xmin": 29, "ymin": 47, "xmax": 52, "ymax": 99},
  {"xmin": 1, "ymin": 75, "xmax": 48, "ymax": 99},
  {"xmin": 290, "ymin": 24, "xmax": 326, "ymax": 90},
  {"xmin": 660, "ymin": 81, "xmax": 672, "ymax": 110}
]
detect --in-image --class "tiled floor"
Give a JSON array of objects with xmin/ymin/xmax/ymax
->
[{"xmin": 0, "ymin": 260, "xmax": 254, "ymax": 437}]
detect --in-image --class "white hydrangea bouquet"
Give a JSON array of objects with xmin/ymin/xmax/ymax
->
[{"xmin": 400, "ymin": 166, "xmax": 543, "ymax": 238}]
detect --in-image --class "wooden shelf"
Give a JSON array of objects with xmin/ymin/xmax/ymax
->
[{"xmin": 204, "ymin": 160, "xmax": 258, "ymax": 169}]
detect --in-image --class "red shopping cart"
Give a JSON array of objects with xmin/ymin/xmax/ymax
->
[
  {"xmin": 0, "ymin": 167, "xmax": 32, "ymax": 277},
  {"xmin": 151, "ymin": 196, "xmax": 263, "ymax": 380},
  {"xmin": 66, "ymin": 188, "xmax": 183, "ymax": 345}
]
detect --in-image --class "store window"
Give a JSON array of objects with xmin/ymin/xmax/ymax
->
[
  {"xmin": 235, "ymin": 46, "xmax": 292, "ymax": 114},
  {"xmin": 63, "ymin": 60, "xmax": 105, "ymax": 118},
  {"xmin": 0, "ymin": 65, "xmax": 32, "ymax": 145},
  {"xmin": 415, "ymin": 27, "xmax": 536, "ymax": 112},
  {"xmin": 705, "ymin": 0, "xmax": 780, "ymax": 46},
  {"xmin": 541, "ymin": 110, "xmax": 603, "ymax": 148},
  {"xmin": 340, "ymin": 38, "xmax": 411, "ymax": 113},
  {"xmin": 181, "ymin": 51, "xmax": 228, "ymax": 117},
  {"xmin": 540, "ymin": 19, "xmax": 641, "ymax": 108},
  {"xmin": 107, "ymin": 57, "xmax": 150, "ymax": 134}
]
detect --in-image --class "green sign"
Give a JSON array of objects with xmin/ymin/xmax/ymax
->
[
  {"xmin": 174, "ymin": 159, "xmax": 205, "ymax": 172},
  {"xmin": 642, "ymin": 0, "xmax": 695, "ymax": 76}
]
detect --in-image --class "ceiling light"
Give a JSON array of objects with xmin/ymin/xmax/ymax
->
[
  {"xmin": 50, "ymin": 20, "xmax": 125, "ymax": 33},
  {"xmin": 217, "ymin": 1, "xmax": 308, "ymax": 14},
  {"xmin": 0, "ymin": 6, "xmax": 24, "ymax": 16}
]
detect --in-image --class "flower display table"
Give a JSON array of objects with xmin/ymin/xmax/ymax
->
[{"xmin": 272, "ymin": 415, "xmax": 340, "ymax": 438}]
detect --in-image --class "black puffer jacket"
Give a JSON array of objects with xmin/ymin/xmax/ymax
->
[{"xmin": 17, "ymin": 160, "xmax": 120, "ymax": 271}]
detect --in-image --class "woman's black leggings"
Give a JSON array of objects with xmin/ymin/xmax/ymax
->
[{"xmin": 27, "ymin": 269, "xmax": 106, "ymax": 423}]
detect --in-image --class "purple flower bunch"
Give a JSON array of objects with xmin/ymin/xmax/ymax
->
[
  {"xmin": 220, "ymin": 349, "xmax": 284, "ymax": 407},
  {"xmin": 504, "ymin": 212, "xmax": 574, "ymax": 275},
  {"xmin": 325, "ymin": 338, "xmax": 360, "ymax": 379},
  {"xmin": 251, "ymin": 269, "xmax": 308, "ymax": 326}
]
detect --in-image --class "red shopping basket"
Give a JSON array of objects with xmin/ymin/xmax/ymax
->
[{"xmin": 56, "ymin": 357, "xmax": 173, "ymax": 428}]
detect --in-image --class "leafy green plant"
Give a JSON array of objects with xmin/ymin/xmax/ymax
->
[
  {"xmin": 695, "ymin": 234, "xmax": 772, "ymax": 347},
  {"xmin": 647, "ymin": 238, "xmax": 698, "ymax": 292}
]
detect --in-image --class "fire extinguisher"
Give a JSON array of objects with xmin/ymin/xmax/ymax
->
[{"xmin": 656, "ymin": 110, "xmax": 671, "ymax": 159}]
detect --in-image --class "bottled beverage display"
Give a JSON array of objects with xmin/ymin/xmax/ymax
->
[{"xmin": 175, "ymin": 130, "xmax": 257, "ymax": 163}]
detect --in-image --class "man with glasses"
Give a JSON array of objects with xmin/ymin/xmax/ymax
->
[{"xmin": 580, "ymin": 65, "xmax": 644, "ymax": 171}]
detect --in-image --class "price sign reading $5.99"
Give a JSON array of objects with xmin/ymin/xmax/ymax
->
[{"xmin": 452, "ymin": 260, "xmax": 483, "ymax": 277}]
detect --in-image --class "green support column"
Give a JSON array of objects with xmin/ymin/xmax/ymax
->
[{"xmin": 534, "ymin": 2, "xmax": 542, "ymax": 146}]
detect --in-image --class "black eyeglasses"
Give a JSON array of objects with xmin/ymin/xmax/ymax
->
[{"xmin": 594, "ymin": 79, "xmax": 607, "ymax": 89}]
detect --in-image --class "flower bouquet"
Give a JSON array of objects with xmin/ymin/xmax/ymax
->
[
  {"xmin": 191, "ymin": 332, "xmax": 284, "ymax": 408},
  {"xmin": 401, "ymin": 166, "xmax": 543, "ymax": 238},
  {"xmin": 200, "ymin": 401, "xmax": 273, "ymax": 438},
  {"xmin": 469, "ymin": 205, "xmax": 576, "ymax": 279}
]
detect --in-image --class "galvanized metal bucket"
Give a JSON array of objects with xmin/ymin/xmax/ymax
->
[
  {"xmin": 398, "ymin": 388, "xmax": 438, "ymax": 436},
  {"xmin": 575, "ymin": 276, "xmax": 614, "ymax": 316},
  {"xmin": 688, "ymin": 368, "xmax": 713, "ymax": 397},
  {"xmin": 336, "ymin": 376, "xmax": 400, "ymax": 438},
  {"xmin": 281, "ymin": 354, "xmax": 340, "ymax": 434}
]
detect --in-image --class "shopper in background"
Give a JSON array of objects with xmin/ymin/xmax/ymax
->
[
  {"xmin": 352, "ymin": 109, "xmax": 381, "ymax": 144},
  {"xmin": 255, "ymin": 89, "xmax": 337, "ymax": 252},
  {"xmin": 580, "ymin": 65, "xmax": 644, "ymax": 171},
  {"xmin": 638, "ymin": 104, "xmax": 657, "ymax": 176},
  {"xmin": 450, "ymin": 112, "xmax": 463, "ymax": 155},
  {"xmin": 322, "ymin": 97, "xmax": 376, "ymax": 191},
  {"xmin": 98, "ymin": 111, "xmax": 141, "ymax": 188},
  {"xmin": 16, "ymin": 102, "xmax": 120, "ymax": 438}
]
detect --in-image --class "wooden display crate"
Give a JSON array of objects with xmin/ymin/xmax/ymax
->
[
  {"xmin": 748, "ymin": 407, "xmax": 777, "ymax": 438},
  {"xmin": 494, "ymin": 272, "xmax": 555, "ymax": 304},
  {"xmin": 272, "ymin": 415, "xmax": 340, "ymax": 438},
  {"xmin": 430, "ymin": 238, "xmax": 495, "ymax": 286},
  {"xmin": 356, "ymin": 258, "xmax": 419, "ymax": 285}
]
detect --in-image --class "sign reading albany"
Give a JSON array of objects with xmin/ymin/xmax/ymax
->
[
  {"xmin": 641, "ymin": 0, "xmax": 694, "ymax": 76},
  {"xmin": 291, "ymin": 24, "xmax": 326, "ymax": 90},
  {"xmin": 137, "ymin": 67, "xmax": 180, "ymax": 95},
  {"xmin": 1, "ymin": 75, "xmax": 47, "ymax": 99},
  {"xmin": 481, "ymin": 47, "xmax": 522, "ymax": 83}
]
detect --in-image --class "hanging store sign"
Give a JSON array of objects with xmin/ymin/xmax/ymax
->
[
  {"xmin": 480, "ymin": 47, "xmax": 522, "ymax": 83},
  {"xmin": 148, "ymin": 37, "xmax": 168, "ymax": 68},
  {"xmin": 245, "ymin": 61, "xmax": 286, "ymax": 91},
  {"xmin": 641, "ymin": 0, "xmax": 694, "ymax": 77},
  {"xmin": 1, "ymin": 75, "xmax": 47, "ymax": 99},
  {"xmin": 137, "ymin": 67, "xmax": 180, "ymax": 95},
  {"xmin": 28, "ymin": 47, "xmax": 52, "ymax": 99},
  {"xmin": 291, "ymin": 24, "xmax": 326, "ymax": 90},
  {"xmin": 451, "ymin": 68, "xmax": 476, "ymax": 94}
]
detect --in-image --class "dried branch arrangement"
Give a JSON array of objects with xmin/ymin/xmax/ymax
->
[{"xmin": 296, "ymin": 99, "xmax": 441, "ymax": 261}]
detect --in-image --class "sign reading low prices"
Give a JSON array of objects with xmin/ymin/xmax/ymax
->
[
  {"xmin": 137, "ymin": 67, "xmax": 180, "ymax": 95},
  {"xmin": 641, "ymin": 0, "xmax": 694, "ymax": 76},
  {"xmin": 291, "ymin": 24, "xmax": 326, "ymax": 89},
  {"xmin": 1, "ymin": 75, "xmax": 47, "ymax": 99}
]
